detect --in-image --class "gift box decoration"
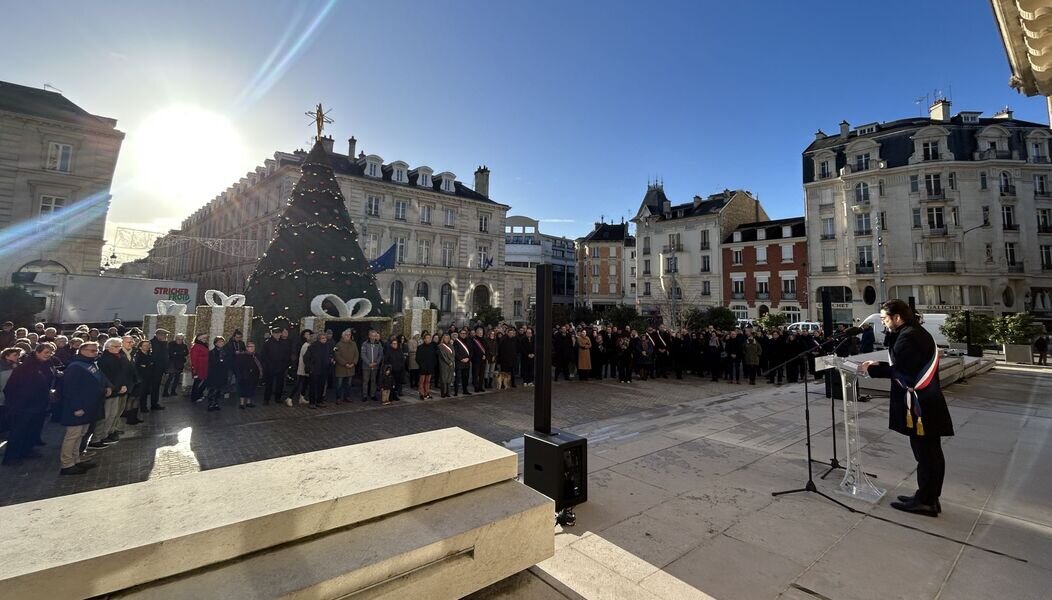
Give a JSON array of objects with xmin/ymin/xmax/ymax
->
[
  {"xmin": 194, "ymin": 290, "xmax": 254, "ymax": 347},
  {"xmin": 400, "ymin": 301, "xmax": 439, "ymax": 337},
  {"xmin": 300, "ymin": 294, "xmax": 373, "ymax": 332},
  {"xmin": 143, "ymin": 300, "xmax": 197, "ymax": 339}
]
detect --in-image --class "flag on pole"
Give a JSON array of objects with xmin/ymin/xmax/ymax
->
[{"xmin": 369, "ymin": 244, "xmax": 397, "ymax": 274}]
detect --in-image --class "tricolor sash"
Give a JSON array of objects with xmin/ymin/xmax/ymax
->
[{"xmin": 892, "ymin": 347, "xmax": 939, "ymax": 436}]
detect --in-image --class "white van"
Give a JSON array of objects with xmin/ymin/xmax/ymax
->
[
  {"xmin": 859, "ymin": 313, "xmax": 948, "ymax": 349},
  {"xmin": 786, "ymin": 321, "xmax": 821, "ymax": 333}
]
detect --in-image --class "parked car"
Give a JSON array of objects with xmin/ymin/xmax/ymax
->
[
  {"xmin": 786, "ymin": 321, "xmax": 821, "ymax": 333},
  {"xmin": 859, "ymin": 312, "xmax": 948, "ymax": 349},
  {"xmin": 736, "ymin": 319, "xmax": 757, "ymax": 330}
]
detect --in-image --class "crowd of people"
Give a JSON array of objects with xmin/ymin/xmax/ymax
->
[{"xmin": 0, "ymin": 314, "xmax": 871, "ymax": 476}]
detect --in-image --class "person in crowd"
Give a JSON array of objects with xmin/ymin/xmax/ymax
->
[
  {"xmin": 189, "ymin": 333, "xmax": 210, "ymax": 404},
  {"xmin": 112, "ymin": 319, "xmax": 127, "ymax": 336},
  {"xmin": 304, "ymin": 332, "xmax": 333, "ymax": 409},
  {"xmin": 860, "ymin": 323, "xmax": 876, "ymax": 354},
  {"xmin": 519, "ymin": 328, "xmax": 536, "ymax": 386},
  {"xmin": 58, "ymin": 342, "xmax": 109, "ymax": 475},
  {"xmin": 653, "ymin": 326, "xmax": 671, "ymax": 378},
  {"xmin": 637, "ymin": 331, "xmax": 654, "ymax": 380},
  {"xmin": 147, "ymin": 329, "xmax": 169, "ymax": 411},
  {"xmin": 553, "ymin": 325, "xmax": 573, "ymax": 381},
  {"xmin": 96, "ymin": 337, "xmax": 130, "ymax": 444},
  {"xmin": 261, "ymin": 327, "xmax": 291, "ymax": 406},
  {"xmin": 33, "ymin": 323, "xmax": 46, "ymax": 338},
  {"xmin": 333, "ymin": 329, "xmax": 359, "ymax": 404},
  {"xmin": 416, "ymin": 332, "xmax": 436, "ymax": 400},
  {"xmin": 293, "ymin": 330, "xmax": 313, "ymax": 405},
  {"xmin": 236, "ymin": 341, "xmax": 262, "ymax": 409},
  {"xmin": 743, "ymin": 332, "xmax": 762, "ymax": 385},
  {"xmin": 469, "ymin": 327, "xmax": 487, "ymax": 393},
  {"xmin": 437, "ymin": 333, "xmax": 455, "ymax": 398},
  {"xmin": 379, "ymin": 363, "xmax": 395, "ymax": 406},
  {"xmin": 725, "ymin": 330, "xmax": 744, "ymax": 384},
  {"xmin": 27, "ymin": 332, "xmax": 39, "ymax": 346},
  {"xmin": 2, "ymin": 343, "xmax": 54, "ymax": 466},
  {"xmin": 165, "ymin": 334, "xmax": 189, "ymax": 397},
  {"xmin": 834, "ymin": 323, "xmax": 859, "ymax": 357},
  {"xmin": 484, "ymin": 329, "xmax": 499, "ymax": 389},
  {"xmin": 384, "ymin": 338, "xmax": 406, "ymax": 401},
  {"xmin": 360, "ymin": 329, "xmax": 385, "ymax": 402},
  {"xmin": 497, "ymin": 328, "xmax": 519, "ymax": 390},
  {"xmin": 205, "ymin": 336, "xmax": 230, "ymax": 412},
  {"xmin": 1034, "ymin": 333, "xmax": 1048, "ymax": 366},
  {"xmin": 0, "ymin": 322, "xmax": 15, "ymax": 349},
  {"xmin": 131, "ymin": 339, "xmax": 154, "ymax": 424},
  {"xmin": 616, "ymin": 334, "xmax": 634, "ymax": 383},
  {"xmin": 53, "ymin": 336, "xmax": 73, "ymax": 366},
  {"xmin": 766, "ymin": 330, "xmax": 784, "ymax": 385},
  {"xmin": 453, "ymin": 329, "xmax": 473, "ymax": 396},
  {"xmin": 861, "ymin": 300, "xmax": 954, "ymax": 517},
  {"xmin": 226, "ymin": 330, "xmax": 247, "ymax": 391},
  {"xmin": 576, "ymin": 328, "xmax": 593, "ymax": 381},
  {"xmin": 0, "ymin": 348, "xmax": 21, "ymax": 431},
  {"xmin": 407, "ymin": 333, "xmax": 420, "ymax": 391}
]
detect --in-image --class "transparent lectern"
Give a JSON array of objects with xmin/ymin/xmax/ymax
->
[{"xmin": 815, "ymin": 355, "xmax": 886, "ymax": 503}]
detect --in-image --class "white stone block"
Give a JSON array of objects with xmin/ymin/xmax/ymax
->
[{"xmin": 0, "ymin": 427, "xmax": 517, "ymax": 600}]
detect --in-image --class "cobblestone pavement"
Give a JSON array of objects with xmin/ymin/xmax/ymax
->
[{"xmin": 0, "ymin": 374, "xmax": 772, "ymax": 506}]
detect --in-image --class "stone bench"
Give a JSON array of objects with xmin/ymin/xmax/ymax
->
[{"xmin": 0, "ymin": 427, "xmax": 554, "ymax": 599}]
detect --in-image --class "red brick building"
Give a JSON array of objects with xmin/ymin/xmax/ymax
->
[{"xmin": 721, "ymin": 217, "xmax": 809, "ymax": 322}]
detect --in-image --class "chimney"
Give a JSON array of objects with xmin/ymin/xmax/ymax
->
[
  {"xmin": 929, "ymin": 99, "xmax": 951, "ymax": 122},
  {"xmin": 993, "ymin": 106, "xmax": 1014, "ymax": 120},
  {"xmin": 474, "ymin": 165, "xmax": 490, "ymax": 197},
  {"xmin": 348, "ymin": 136, "xmax": 357, "ymax": 157},
  {"xmin": 839, "ymin": 121, "xmax": 850, "ymax": 139},
  {"xmin": 815, "ymin": 129, "xmax": 827, "ymax": 140},
  {"xmin": 693, "ymin": 194, "xmax": 703, "ymax": 207},
  {"xmin": 319, "ymin": 135, "xmax": 334, "ymax": 153}
]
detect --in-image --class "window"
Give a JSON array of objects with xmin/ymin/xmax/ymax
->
[
  {"xmin": 910, "ymin": 175, "xmax": 920, "ymax": 193},
  {"xmin": 444, "ymin": 208, "xmax": 456, "ymax": 227},
  {"xmin": 948, "ymin": 172, "xmax": 956, "ymax": 190},
  {"xmin": 757, "ymin": 280, "xmax": 770, "ymax": 296},
  {"xmin": 912, "ymin": 208, "xmax": 922, "ymax": 229},
  {"xmin": 820, "ymin": 188, "xmax": 833, "ymax": 206},
  {"xmin": 367, "ymin": 195, "xmax": 381, "ymax": 217},
  {"xmin": 732, "ymin": 279, "xmax": 745, "ymax": 295},
  {"xmin": 1002, "ymin": 205, "xmax": 1016, "ymax": 227},
  {"xmin": 757, "ymin": 228, "xmax": 766, "ymax": 241},
  {"xmin": 922, "ymin": 141, "xmax": 940, "ymax": 161},
  {"xmin": 756, "ymin": 246, "xmax": 768, "ymax": 263},
  {"xmin": 420, "ymin": 204, "xmax": 432, "ymax": 224},
  {"xmin": 39, "ymin": 195, "xmax": 66, "ymax": 218},
  {"xmin": 441, "ymin": 241, "xmax": 455, "ymax": 267},
  {"xmin": 630, "ymin": 264, "xmax": 636, "ymax": 276},
  {"xmin": 441, "ymin": 175, "xmax": 454, "ymax": 193},
  {"xmin": 1036, "ymin": 175, "xmax": 1048, "ymax": 194},
  {"xmin": 46, "ymin": 142, "xmax": 72, "ymax": 172},
  {"xmin": 416, "ymin": 281, "xmax": 429, "ymax": 301},
  {"xmin": 982, "ymin": 206, "xmax": 990, "ymax": 225},
  {"xmin": 1041, "ymin": 245, "xmax": 1052, "ymax": 268},
  {"xmin": 927, "ymin": 206, "xmax": 945, "ymax": 229},
  {"xmin": 925, "ymin": 173, "xmax": 942, "ymax": 195},
  {"xmin": 643, "ymin": 236, "xmax": 651, "ymax": 253},
  {"xmin": 1039, "ymin": 208, "xmax": 1052, "ymax": 228},
  {"xmin": 855, "ymin": 211, "xmax": 871, "ymax": 233},
  {"xmin": 1034, "ymin": 141, "xmax": 1048, "ymax": 160},
  {"xmin": 609, "ymin": 263, "xmax": 617, "ymax": 276},
  {"xmin": 878, "ymin": 179, "xmax": 885, "ymax": 196},
  {"xmin": 1005, "ymin": 242, "xmax": 1018, "ymax": 265},
  {"xmin": 1000, "ymin": 171, "xmax": 1013, "ymax": 193},
  {"xmin": 819, "ymin": 160, "xmax": 831, "ymax": 178},
  {"xmin": 591, "ymin": 263, "xmax": 599, "ymax": 276},
  {"xmin": 396, "ymin": 237, "xmax": 407, "ymax": 263},
  {"xmin": 980, "ymin": 172, "xmax": 988, "ymax": 189},
  {"xmin": 668, "ymin": 232, "xmax": 681, "ymax": 249},
  {"xmin": 478, "ymin": 213, "xmax": 489, "ymax": 233},
  {"xmin": 702, "ymin": 281, "xmax": 711, "ymax": 295},
  {"xmin": 782, "ymin": 278, "xmax": 797, "ymax": 295},
  {"xmin": 855, "ymin": 153, "xmax": 870, "ymax": 171},
  {"xmin": 950, "ymin": 207, "xmax": 960, "ymax": 227},
  {"xmin": 781, "ymin": 244, "xmax": 793, "ymax": 262},
  {"xmin": 733, "ymin": 231, "xmax": 742, "ymax": 242},
  {"xmin": 389, "ymin": 281, "xmax": 404, "ymax": 310},
  {"xmin": 365, "ymin": 232, "xmax": 379, "ymax": 259},
  {"xmin": 643, "ymin": 259, "xmax": 651, "ymax": 275},
  {"xmin": 854, "ymin": 182, "xmax": 869, "ymax": 203},
  {"xmin": 822, "ymin": 248, "xmax": 836, "ymax": 267},
  {"xmin": 609, "ymin": 282, "xmax": 617, "ymax": 294},
  {"xmin": 418, "ymin": 239, "xmax": 431, "ymax": 265},
  {"xmin": 440, "ymin": 283, "xmax": 452, "ymax": 312},
  {"xmin": 700, "ymin": 230, "xmax": 710, "ymax": 249},
  {"xmin": 879, "ymin": 211, "xmax": 888, "ymax": 230},
  {"xmin": 732, "ymin": 249, "xmax": 743, "ymax": 265},
  {"xmin": 701, "ymin": 255, "xmax": 711, "ymax": 272},
  {"xmin": 985, "ymin": 243, "xmax": 994, "ymax": 262},
  {"xmin": 732, "ymin": 305, "xmax": 749, "ymax": 320},
  {"xmin": 394, "ymin": 200, "xmax": 407, "ymax": 220},
  {"xmin": 591, "ymin": 282, "xmax": 599, "ymax": 294},
  {"xmin": 857, "ymin": 245, "xmax": 873, "ymax": 266},
  {"xmin": 513, "ymin": 300, "xmax": 523, "ymax": 317},
  {"xmin": 821, "ymin": 217, "xmax": 835, "ymax": 238},
  {"xmin": 477, "ymin": 245, "xmax": 490, "ymax": 268},
  {"xmin": 665, "ymin": 256, "xmax": 678, "ymax": 273},
  {"xmin": 644, "ymin": 281, "xmax": 651, "ymax": 296}
]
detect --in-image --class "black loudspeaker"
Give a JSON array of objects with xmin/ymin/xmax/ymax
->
[
  {"xmin": 524, "ymin": 429, "xmax": 587, "ymax": 511},
  {"xmin": 821, "ymin": 290, "xmax": 842, "ymax": 399}
]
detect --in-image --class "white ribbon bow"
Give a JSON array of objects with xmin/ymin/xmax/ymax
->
[
  {"xmin": 156, "ymin": 300, "xmax": 188, "ymax": 316},
  {"xmin": 204, "ymin": 290, "xmax": 247, "ymax": 307},
  {"xmin": 310, "ymin": 294, "xmax": 372, "ymax": 319}
]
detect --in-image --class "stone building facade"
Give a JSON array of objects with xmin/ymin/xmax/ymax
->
[
  {"xmin": 575, "ymin": 222, "xmax": 633, "ymax": 313},
  {"xmin": 503, "ymin": 215, "xmax": 576, "ymax": 324},
  {"xmin": 804, "ymin": 100, "xmax": 1052, "ymax": 324},
  {"xmin": 0, "ymin": 81, "xmax": 124, "ymax": 286},
  {"xmin": 721, "ymin": 217, "xmax": 808, "ymax": 322},
  {"xmin": 147, "ymin": 135, "xmax": 508, "ymax": 325},
  {"xmin": 632, "ymin": 184, "xmax": 769, "ymax": 324}
]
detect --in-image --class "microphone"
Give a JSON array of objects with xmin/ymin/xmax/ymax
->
[{"xmin": 835, "ymin": 326, "xmax": 863, "ymax": 338}]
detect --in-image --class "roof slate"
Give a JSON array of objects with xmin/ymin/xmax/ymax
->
[{"xmin": 0, "ymin": 80, "xmax": 117, "ymax": 129}]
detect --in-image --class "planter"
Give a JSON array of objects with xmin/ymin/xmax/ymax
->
[{"xmin": 1003, "ymin": 344, "xmax": 1034, "ymax": 364}]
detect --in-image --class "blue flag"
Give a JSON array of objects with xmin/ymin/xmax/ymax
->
[{"xmin": 369, "ymin": 244, "xmax": 397, "ymax": 274}]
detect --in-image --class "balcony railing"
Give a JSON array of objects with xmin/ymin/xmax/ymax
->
[
  {"xmin": 1039, "ymin": 224, "xmax": 1052, "ymax": 234},
  {"xmin": 820, "ymin": 233, "xmax": 836, "ymax": 240},
  {"xmin": 642, "ymin": 247, "xmax": 651, "ymax": 255},
  {"xmin": 855, "ymin": 264, "xmax": 875, "ymax": 274},
  {"xmin": 701, "ymin": 290, "xmax": 711, "ymax": 296},
  {"xmin": 700, "ymin": 266, "xmax": 711, "ymax": 273},
  {"xmin": 980, "ymin": 149, "xmax": 1013, "ymax": 160},
  {"xmin": 854, "ymin": 228, "xmax": 872, "ymax": 236},
  {"xmin": 1043, "ymin": 262, "xmax": 1052, "ymax": 271},
  {"xmin": 782, "ymin": 292, "xmax": 797, "ymax": 300},
  {"xmin": 819, "ymin": 171, "xmax": 833, "ymax": 179},
  {"xmin": 923, "ymin": 190, "xmax": 945, "ymax": 201},
  {"xmin": 1008, "ymin": 262, "xmax": 1024, "ymax": 273},
  {"xmin": 665, "ymin": 267, "xmax": 678, "ymax": 273},
  {"xmin": 926, "ymin": 226, "xmax": 948, "ymax": 236},
  {"xmin": 821, "ymin": 266, "xmax": 838, "ymax": 272},
  {"xmin": 1030, "ymin": 156, "xmax": 1050, "ymax": 164},
  {"xmin": 662, "ymin": 243, "xmax": 684, "ymax": 253},
  {"xmin": 1003, "ymin": 223, "xmax": 1020, "ymax": 231},
  {"xmin": 642, "ymin": 270, "xmax": 651, "ymax": 275},
  {"xmin": 926, "ymin": 260, "xmax": 956, "ymax": 273},
  {"xmin": 699, "ymin": 242, "xmax": 710, "ymax": 250},
  {"xmin": 731, "ymin": 292, "xmax": 745, "ymax": 300},
  {"xmin": 1037, "ymin": 190, "xmax": 1052, "ymax": 198},
  {"xmin": 1001, "ymin": 185, "xmax": 1017, "ymax": 196},
  {"xmin": 756, "ymin": 292, "xmax": 770, "ymax": 300}
]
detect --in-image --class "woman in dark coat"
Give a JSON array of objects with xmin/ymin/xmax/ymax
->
[
  {"xmin": 236, "ymin": 341, "xmax": 262, "ymax": 409},
  {"xmin": 1, "ymin": 345, "xmax": 55, "ymax": 465},
  {"xmin": 635, "ymin": 332, "xmax": 653, "ymax": 380},
  {"xmin": 415, "ymin": 333, "xmax": 437, "ymax": 400},
  {"xmin": 518, "ymin": 328, "xmax": 536, "ymax": 386},
  {"xmin": 862, "ymin": 300, "xmax": 954, "ymax": 517},
  {"xmin": 131, "ymin": 340, "xmax": 154, "ymax": 424},
  {"xmin": 205, "ymin": 337, "xmax": 230, "ymax": 412}
]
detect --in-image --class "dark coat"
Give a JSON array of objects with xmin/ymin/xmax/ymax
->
[
  {"xmin": 133, "ymin": 351, "xmax": 154, "ymax": 395},
  {"xmin": 150, "ymin": 337, "xmax": 170, "ymax": 373},
  {"xmin": 0, "ymin": 329, "xmax": 15, "ymax": 349},
  {"xmin": 54, "ymin": 345, "xmax": 75, "ymax": 366},
  {"xmin": 868, "ymin": 324, "xmax": 954, "ymax": 437},
  {"xmin": 384, "ymin": 345, "xmax": 406, "ymax": 373},
  {"xmin": 553, "ymin": 332, "xmax": 574, "ymax": 362},
  {"xmin": 236, "ymin": 353, "xmax": 262, "ymax": 387},
  {"xmin": 497, "ymin": 335, "xmax": 519, "ymax": 371},
  {"xmin": 168, "ymin": 342, "xmax": 189, "ymax": 371},
  {"xmin": 304, "ymin": 341, "xmax": 334, "ymax": 376},
  {"xmin": 468, "ymin": 336, "xmax": 487, "ymax": 364},
  {"xmin": 98, "ymin": 350, "xmax": 130, "ymax": 393},
  {"xmin": 416, "ymin": 342, "xmax": 438, "ymax": 375},
  {"xmin": 60, "ymin": 356, "xmax": 110, "ymax": 426},
  {"xmin": 261, "ymin": 337, "xmax": 292, "ymax": 372},
  {"xmin": 3, "ymin": 354, "xmax": 54, "ymax": 413},
  {"xmin": 206, "ymin": 347, "xmax": 230, "ymax": 387},
  {"xmin": 453, "ymin": 337, "xmax": 472, "ymax": 365},
  {"xmin": 860, "ymin": 328, "xmax": 876, "ymax": 353}
]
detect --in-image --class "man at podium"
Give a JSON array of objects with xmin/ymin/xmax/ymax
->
[{"xmin": 860, "ymin": 299, "xmax": 954, "ymax": 517}]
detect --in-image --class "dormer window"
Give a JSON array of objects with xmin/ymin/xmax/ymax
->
[
  {"xmin": 390, "ymin": 161, "xmax": 409, "ymax": 184},
  {"xmin": 782, "ymin": 225, "xmax": 792, "ymax": 238},
  {"xmin": 856, "ymin": 124, "xmax": 877, "ymax": 135},
  {"xmin": 365, "ymin": 155, "xmax": 383, "ymax": 179},
  {"xmin": 961, "ymin": 113, "xmax": 980, "ymax": 124},
  {"xmin": 922, "ymin": 141, "xmax": 940, "ymax": 161},
  {"xmin": 855, "ymin": 153, "xmax": 871, "ymax": 171},
  {"xmin": 733, "ymin": 231, "xmax": 742, "ymax": 242},
  {"xmin": 437, "ymin": 172, "xmax": 456, "ymax": 193},
  {"xmin": 819, "ymin": 160, "xmax": 831, "ymax": 179},
  {"xmin": 413, "ymin": 166, "xmax": 433, "ymax": 188},
  {"xmin": 756, "ymin": 228, "xmax": 766, "ymax": 241}
]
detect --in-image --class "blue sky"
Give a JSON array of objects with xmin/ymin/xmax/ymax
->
[{"xmin": 2, "ymin": 0, "xmax": 1047, "ymax": 244}]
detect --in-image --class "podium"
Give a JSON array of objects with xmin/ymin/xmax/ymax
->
[{"xmin": 815, "ymin": 356, "xmax": 886, "ymax": 504}]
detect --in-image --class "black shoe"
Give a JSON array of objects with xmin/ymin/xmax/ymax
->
[
  {"xmin": 895, "ymin": 494, "xmax": 941, "ymax": 513},
  {"xmin": 126, "ymin": 418, "xmax": 144, "ymax": 425},
  {"xmin": 79, "ymin": 462, "xmax": 98, "ymax": 470},
  {"xmin": 890, "ymin": 500, "xmax": 939, "ymax": 517},
  {"xmin": 87, "ymin": 441, "xmax": 109, "ymax": 449},
  {"xmin": 60, "ymin": 465, "xmax": 87, "ymax": 475}
]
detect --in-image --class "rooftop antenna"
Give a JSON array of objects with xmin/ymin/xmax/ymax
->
[
  {"xmin": 914, "ymin": 94, "xmax": 928, "ymax": 116},
  {"xmin": 42, "ymin": 83, "xmax": 64, "ymax": 94}
]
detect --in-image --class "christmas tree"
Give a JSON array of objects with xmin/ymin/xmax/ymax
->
[{"xmin": 245, "ymin": 138, "xmax": 386, "ymax": 331}]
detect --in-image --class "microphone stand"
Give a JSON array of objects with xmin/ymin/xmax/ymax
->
[{"xmin": 766, "ymin": 333, "xmax": 858, "ymax": 513}]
